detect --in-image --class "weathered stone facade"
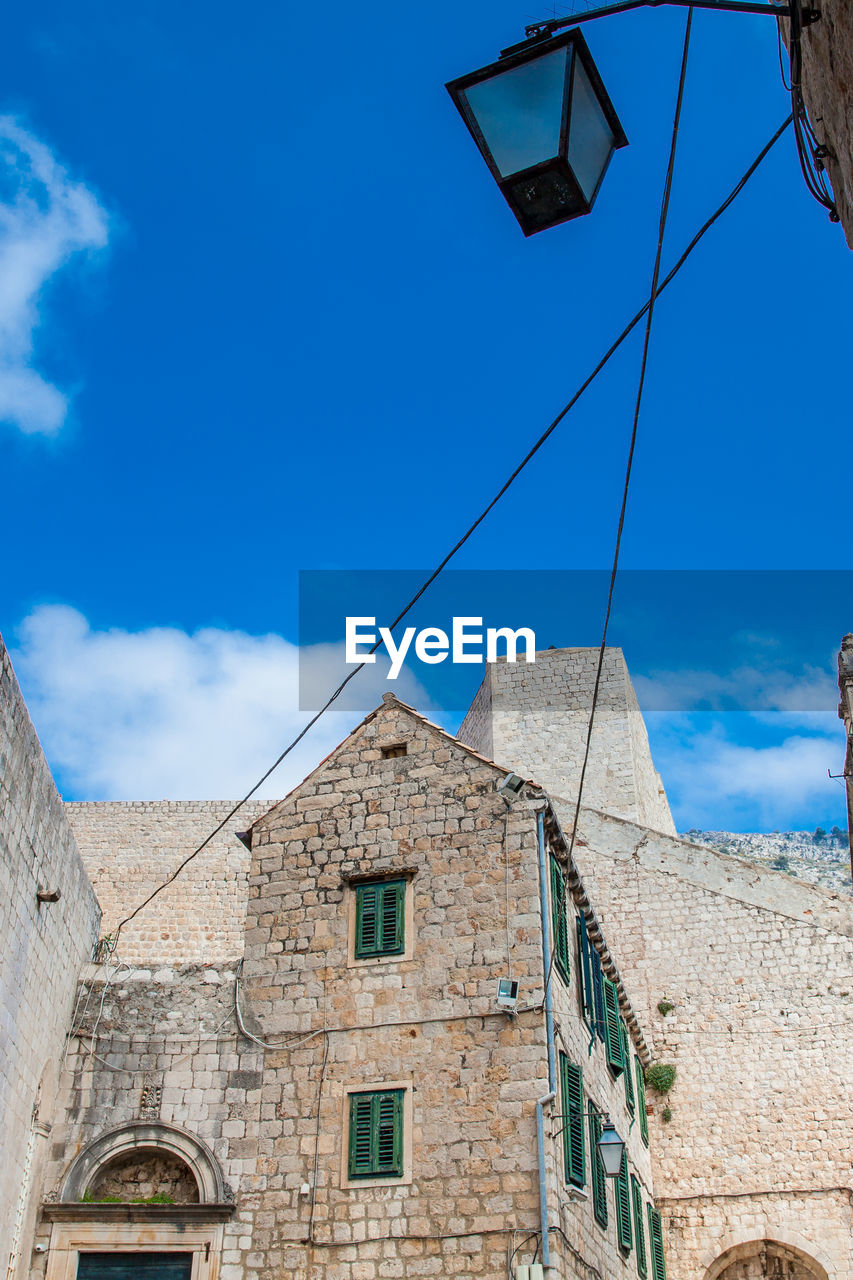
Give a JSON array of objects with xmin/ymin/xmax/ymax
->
[
  {"xmin": 468, "ymin": 649, "xmax": 853, "ymax": 1280},
  {"xmin": 30, "ymin": 696, "xmax": 660, "ymax": 1280},
  {"xmin": 0, "ymin": 634, "xmax": 101, "ymax": 1280},
  {"xmin": 6, "ymin": 641, "xmax": 853, "ymax": 1280}
]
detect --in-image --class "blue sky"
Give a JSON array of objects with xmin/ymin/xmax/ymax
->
[{"xmin": 0, "ymin": 0, "xmax": 850, "ymax": 831}]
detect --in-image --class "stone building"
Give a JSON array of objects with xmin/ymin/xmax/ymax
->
[{"xmin": 2, "ymin": 635, "xmax": 852, "ymax": 1280}]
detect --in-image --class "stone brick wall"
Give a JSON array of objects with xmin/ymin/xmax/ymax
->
[
  {"xmin": 66, "ymin": 799, "xmax": 273, "ymax": 964},
  {"xmin": 0, "ymin": 634, "xmax": 101, "ymax": 1280},
  {"xmin": 458, "ymin": 650, "xmax": 675, "ymax": 835},
  {"xmin": 237, "ymin": 697, "xmax": 657, "ymax": 1280},
  {"xmin": 30, "ymin": 960, "xmax": 260, "ymax": 1273},
  {"xmin": 29, "ymin": 697, "xmax": 661, "ymax": 1280},
  {"xmin": 570, "ymin": 806, "xmax": 853, "ymax": 1280}
]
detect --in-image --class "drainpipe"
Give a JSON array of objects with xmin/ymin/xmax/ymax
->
[{"xmin": 536, "ymin": 807, "xmax": 557, "ymax": 1268}]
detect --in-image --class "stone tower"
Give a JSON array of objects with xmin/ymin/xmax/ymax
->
[{"xmin": 457, "ymin": 646, "xmax": 675, "ymax": 835}]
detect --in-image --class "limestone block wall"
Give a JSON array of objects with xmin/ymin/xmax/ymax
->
[
  {"xmin": 29, "ymin": 961, "xmax": 260, "ymax": 1275},
  {"xmin": 66, "ymin": 799, "xmax": 273, "ymax": 965},
  {"xmin": 568, "ymin": 805, "xmax": 853, "ymax": 1280},
  {"xmin": 0, "ymin": 635, "xmax": 101, "ymax": 1280},
  {"xmin": 458, "ymin": 649, "xmax": 675, "ymax": 835},
  {"xmin": 238, "ymin": 697, "xmax": 658, "ymax": 1280}
]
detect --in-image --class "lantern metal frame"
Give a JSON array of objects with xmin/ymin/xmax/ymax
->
[
  {"xmin": 550, "ymin": 1107, "xmax": 626, "ymax": 1176},
  {"xmin": 446, "ymin": 28, "xmax": 628, "ymax": 236}
]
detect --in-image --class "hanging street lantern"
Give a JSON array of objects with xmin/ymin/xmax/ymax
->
[
  {"xmin": 597, "ymin": 1117, "xmax": 626, "ymax": 1176},
  {"xmin": 446, "ymin": 29, "xmax": 628, "ymax": 236}
]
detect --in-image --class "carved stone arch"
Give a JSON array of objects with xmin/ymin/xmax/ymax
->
[
  {"xmin": 702, "ymin": 1234, "xmax": 831, "ymax": 1280},
  {"xmin": 59, "ymin": 1121, "xmax": 226, "ymax": 1204}
]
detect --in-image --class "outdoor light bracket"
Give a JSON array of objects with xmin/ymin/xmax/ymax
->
[{"xmin": 517, "ymin": 0, "xmax": 817, "ymax": 49}]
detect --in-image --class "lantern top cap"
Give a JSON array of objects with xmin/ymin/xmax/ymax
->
[{"xmin": 446, "ymin": 27, "xmax": 628, "ymax": 151}]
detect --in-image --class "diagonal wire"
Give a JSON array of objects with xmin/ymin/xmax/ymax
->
[
  {"xmin": 108, "ymin": 103, "xmax": 791, "ymax": 950},
  {"xmin": 547, "ymin": 9, "xmax": 693, "ymax": 993}
]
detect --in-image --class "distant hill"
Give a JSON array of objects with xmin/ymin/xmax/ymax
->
[{"xmin": 682, "ymin": 828, "xmax": 851, "ymax": 895}]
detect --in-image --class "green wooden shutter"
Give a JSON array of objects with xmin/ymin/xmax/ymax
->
[
  {"xmin": 559, "ymin": 1052, "xmax": 585, "ymax": 1188},
  {"xmin": 576, "ymin": 915, "xmax": 594, "ymax": 1027},
  {"xmin": 615, "ymin": 1151, "xmax": 633, "ymax": 1254},
  {"xmin": 648, "ymin": 1206, "xmax": 666, "ymax": 1280},
  {"xmin": 348, "ymin": 1093, "xmax": 375, "ymax": 1177},
  {"xmin": 355, "ymin": 881, "xmax": 405, "ymax": 958},
  {"xmin": 549, "ymin": 855, "xmax": 570, "ymax": 984},
  {"xmin": 380, "ymin": 881, "xmax": 405, "ymax": 953},
  {"xmin": 621, "ymin": 1022, "xmax": 636, "ymax": 1114},
  {"xmin": 375, "ymin": 1091, "xmax": 403, "ymax": 1175},
  {"xmin": 591, "ymin": 945, "xmax": 605, "ymax": 1042},
  {"xmin": 602, "ymin": 976, "xmax": 625, "ymax": 1075},
  {"xmin": 632, "ymin": 1176, "xmax": 648, "ymax": 1278},
  {"xmin": 348, "ymin": 1090, "xmax": 404, "ymax": 1178},
  {"xmin": 355, "ymin": 884, "xmax": 378, "ymax": 957},
  {"xmin": 588, "ymin": 1104, "xmax": 608, "ymax": 1229},
  {"xmin": 635, "ymin": 1057, "xmax": 649, "ymax": 1146}
]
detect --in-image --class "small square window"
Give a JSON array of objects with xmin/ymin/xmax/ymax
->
[
  {"xmin": 381, "ymin": 742, "xmax": 407, "ymax": 759},
  {"xmin": 348, "ymin": 1089, "xmax": 404, "ymax": 1179},
  {"xmin": 354, "ymin": 879, "xmax": 405, "ymax": 959}
]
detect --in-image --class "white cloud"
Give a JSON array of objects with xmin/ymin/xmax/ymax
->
[
  {"xmin": 10, "ymin": 606, "xmax": 435, "ymax": 800},
  {"xmin": 0, "ymin": 117, "xmax": 108, "ymax": 435},
  {"xmin": 634, "ymin": 662, "xmax": 837, "ymax": 716},
  {"xmin": 647, "ymin": 713, "xmax": 845, "ymax": 831}
]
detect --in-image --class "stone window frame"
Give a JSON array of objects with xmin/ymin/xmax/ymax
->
[
  {"xmin": 339, "ymin": 1079, "xmax": 414, "ymax": 1190},
  {"xmin": 344, "ymin": 869, "xmax": 417, "ymax": 970},
  {"xmin": 44, "ymin": 1222, "xmax": 224, "ymax": 1280}
]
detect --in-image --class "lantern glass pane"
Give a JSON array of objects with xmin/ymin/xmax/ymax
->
[
  {"xmin": 463, "ymin": 48, "xmax": 569, "ymax": 178},
  {"xmin": 568, "ymin": 57, "xmax": 616, "ymax": 201}
]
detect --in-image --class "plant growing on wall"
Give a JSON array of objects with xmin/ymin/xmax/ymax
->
[
  {"xmin": 645, "ymin": 1063, "xmax": 676, "ymax": 1094},
  {"xmin": 657, "ymin": 999, "xmax": 674, "ymax": 1017}
]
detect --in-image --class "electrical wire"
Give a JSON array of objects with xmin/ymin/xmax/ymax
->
[
  {"xmin": 547, "ymin": 10, "xmax": 693, "ymax": 993},
  {"xmin": 785, "ymin": 0, "xmax": 838, "ymax": 219},
  {"xmin": 105, "ymin": 114, "xmax": 792, "ymax": 950}
]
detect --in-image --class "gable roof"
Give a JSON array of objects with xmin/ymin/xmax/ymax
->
[{"xmin": 246, "ymin": 691, "xmax": 539, "ymax": 834}]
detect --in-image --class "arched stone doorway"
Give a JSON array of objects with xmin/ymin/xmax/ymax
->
[{"xmin": 706, "ymin": 1240, "xmax": 828, "ymax": 1280}]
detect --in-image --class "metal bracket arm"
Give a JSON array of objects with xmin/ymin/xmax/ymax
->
[{"xmin": 517, "ymin": 0, "xmax": 817, "ymax": 47}]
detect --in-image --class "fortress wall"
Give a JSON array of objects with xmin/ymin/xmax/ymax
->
[
  {"xmin": 570, "ymin": 805, "xmax": 853, "ymax": 1280},
  {"xmin": 0, "ymin": 636, "xmax": 100, "ymax": 1280},
  {"xmin": 65, "ymin": 799, "xmax": 274, "ymax": 965}
]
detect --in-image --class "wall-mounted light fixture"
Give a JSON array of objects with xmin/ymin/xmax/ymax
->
[
  {"xmin": 551, "ymin": 1107, "xmax": 625, "ymax": 1174},
  {"xmin": 499, "ymin": 772, "xmax": 526, "ymax": 803},
  {"xmin": 446, "ymin": 0, "xmax": 836, "ymax": 233}
]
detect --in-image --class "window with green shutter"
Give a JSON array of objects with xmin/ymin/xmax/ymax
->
[
  {"xmin": 558, "ymin": 1052, "xmax": 585, "ymax": 1188},
  {"xmin": 632, "ymin": 1176, "xmax": 648, "ymax": 1279},
  {"xmin": 621, "ymin": 1022, "xmax": 635, "ymax": 1114},
  {"xmin": 354, "ymin": 879, "xmax": 405, "ymax": 959},
  {"xmin": 588, "ymin": 1102, "xmax": 608, "ymax": 1229},
  {"xmin": 576, "ymin": 915, "xmax": 594, "ymax": 1027},
  {"xmin": 348, "ymin": 1089, "xmax": 404, "ymax": 1179},
  {"xmin": 591, "ymin": 945, "xmax": 605, "ymax": 1042},
  {"xmin": 614, "ymin": 1150, "xmax": 632, "ymax": 1254},
  {"xmin": 602, "ymin": 976, "xmax": 625, "ymax": 1075},
  {"xmin": 647, "ymin": 1206, "xmax": 666, "ymax": 1280},
  {"xmin": 549, "ymin": 854, "xmax": 570, "ymax": 984},
  {"xmin": 635, "ymin": 1057, "xmax": 649, "ymax": 1146}
]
